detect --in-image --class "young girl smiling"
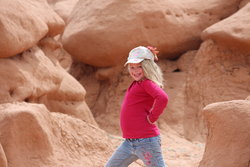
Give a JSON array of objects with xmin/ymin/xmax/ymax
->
[{"xmin": 106, "ymin": 46, "xmax": 168, "ymax": 167}]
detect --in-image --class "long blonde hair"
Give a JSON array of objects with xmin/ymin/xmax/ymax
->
[{"xmin": 141, "ymin": 59, "xmax": 164, "ymax": 88}]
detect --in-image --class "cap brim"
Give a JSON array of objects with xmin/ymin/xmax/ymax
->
[{"xmin": 124, "ymin": 58, "xmax": 144, "ymax": 66}]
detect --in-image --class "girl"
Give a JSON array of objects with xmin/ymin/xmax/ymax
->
[{"xmin": 106, "ymin": 46, "xmax": 168, "ymax": 167}]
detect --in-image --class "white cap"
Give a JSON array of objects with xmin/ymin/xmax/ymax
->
[{"xmin": 124, "ymin": 46, "xmax": 154, "ymax": 66}]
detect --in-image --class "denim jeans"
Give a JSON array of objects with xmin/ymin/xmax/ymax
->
[{"xmin": 105, "ymin": 135, "xmax": 166, "ymax": 167}]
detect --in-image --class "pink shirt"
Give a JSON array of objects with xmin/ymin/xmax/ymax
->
[{"xmin": 120, "ymin": 79, "xmax": 168, "ymax": 139}]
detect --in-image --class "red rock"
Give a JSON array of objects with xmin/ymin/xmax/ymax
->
[
  {"xmin": 62, "ymin": 0, "xmax": 240, "ymax": 67},
  {"xmin": 0, "ymin": 0, "xmax": 65, "ymax": 58},
  {"xmin": 200, "ymin": 99, "xmax": 250, "ymax": 167}
]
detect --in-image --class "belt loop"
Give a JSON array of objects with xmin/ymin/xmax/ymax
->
[{"xmin": 126, "ymin": 138, "xmax": 139, "ymax": 142}]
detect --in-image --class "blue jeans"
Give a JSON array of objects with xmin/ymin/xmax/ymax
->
[{"xmin": 106, "ymin": 135, "xmax": 166, "ymax": 167}]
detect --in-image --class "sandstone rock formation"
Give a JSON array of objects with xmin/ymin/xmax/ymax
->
[
  {"xmin": 38, "ymin": 37, "xmax": 73, "ymax": 70},
  {"xmin": 184, "ymin": 39, "xmax": 250, "ymax": 140},
  {"xmin": 0, "ymin": 102, "xmax": 112, "ymax": 167},
  {"xmin": 0, "ymin": 0, "xmax": 250, "ymax": 166},
  {"xmin": 240, "ymin": 0, "xmax": 250, "ymax": 7},
  {"xmin": 202, "ymin": 3, "xmax": 250, "ymax": 53},
  {"xmin": 0, "ymin": 45, "xmax": 96, "ymax": 125},
  {"xmin": 62, "ymin": 0, "xmax": 240, "ymax": 67},
  {"xmin": 48, "ymin": 0, "xmax": 79, "ymax": 22},
  {"xmin": 0, "ymin": 46, "xmax": 62, "ymax": 104},
  {"xmin": 181, "ymin": 0, "xmax": 250, "ymax": 140},
  {"xmin": 199, "ymin": 99, "xmax": 250, "ymax": 167},
  {"xmin": 0, "ymin": 0, "xmax": 64, "ymax": 58},
  {"xmin": 0, "ymin": 143, "xmax": 7, "ymax": 167}
]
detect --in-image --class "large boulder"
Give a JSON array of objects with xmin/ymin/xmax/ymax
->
[
  {"xmin": 0, "ymin": 0, "xmax": 65, "ymax": 58},
  {"xmin": 199, "ymin": 99, "xmax": 250, "ymax": 167},
  {"xmin": 38, "ymin": 37, "xmax": 73, "ymax": 70},
  {"xmin": 0, "ymin": 45, "xmax": 96, "ymax": 125},
  {"xmin": 0, "ymin": 102, "xmax": 113, "ymax": 167},
  {"xmin": 184, "ymin": 39, "xmax": 250, "ymax": 140},
  {"xmin": 47, "ymin": 0, "xmax": 79, "ymax": 22},
  {"xmin": 202, "ymin": 3, "xmax": 250, "ymax": 53},
  {"xmin": 62, "ymin": 0, "xmax": 240, "ymax": 67},
  {"xmin": 0, "ymin": 46, "xmax": 62, "ymax": 104}
]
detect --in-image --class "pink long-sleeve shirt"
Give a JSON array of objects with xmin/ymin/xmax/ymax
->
[{"xmin": 120, "ymin": 79, "xmax": 168, "ymax": 139}]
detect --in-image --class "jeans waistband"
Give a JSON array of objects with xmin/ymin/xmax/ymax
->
[
  {"xmin": 126, "ymin": 138, "xmax": 139, "ymax": 142},
  {"xmin": 125, "ymin": 135, "xmax": 160, "ymax": 142}
]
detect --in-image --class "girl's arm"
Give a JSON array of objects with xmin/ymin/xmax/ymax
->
[{"xmin": 142, "ymin": 80, "xmax": 168, "ymax": 123}]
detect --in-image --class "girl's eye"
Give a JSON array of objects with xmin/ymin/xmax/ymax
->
[{"xmin": 129, "ymin": 64, "xmax": 142, "ymax": 70}]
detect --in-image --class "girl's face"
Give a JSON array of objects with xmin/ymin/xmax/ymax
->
[{"xmin": 128, "ymin": 63, "xmax": 145, "ymax": 81}]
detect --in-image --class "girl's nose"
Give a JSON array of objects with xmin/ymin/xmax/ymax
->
[{"xmin": 134, "ymin": 69, "xmax": 140, "ymax": 73}]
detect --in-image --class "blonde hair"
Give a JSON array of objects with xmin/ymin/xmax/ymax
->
[{"xmin": 141, "ymin": 59, "xmax": 164, "ymax": 88}]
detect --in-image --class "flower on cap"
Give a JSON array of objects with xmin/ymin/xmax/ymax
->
[{"xmin": 147, "ymin": 46, "xmax": 159, "ymax": 61}]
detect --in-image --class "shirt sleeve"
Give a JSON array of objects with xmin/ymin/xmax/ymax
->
[{"xmin": 141, "ymin": 79, "xmax": 168, "ymax": 123}]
